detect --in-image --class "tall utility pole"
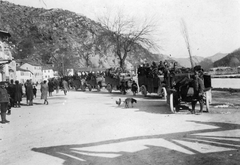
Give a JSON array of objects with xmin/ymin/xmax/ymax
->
[{"xmin": 181, "ymin": 19, "xmax": 194, "ymax": 68}]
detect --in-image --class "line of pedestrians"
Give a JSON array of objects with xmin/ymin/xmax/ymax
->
[{"xmin": 0, "ymin": 78, "xmax": 69, "ymax": 124}]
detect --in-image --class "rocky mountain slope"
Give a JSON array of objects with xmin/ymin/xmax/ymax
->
[
  {"xmin": 0, "ymin": 1, "xmax": 168, "ymax": 73},
  {"xmin": 173, "ymin": 56, "xmax": 205, "ymax": 68},
  {"xmin": 1, "ymin": 1, "xmax": 237, "ymax": 73},
  {"xmin": 173, "ymin": 52, "xmax": 229, "ymax": 70},
  {"xmin": 207, "ymin": 52, "xmax": 228, "ymax": 62},
  {"xmin": 213, "ymin": 48, "xmax": 240, "ymax": 67}
]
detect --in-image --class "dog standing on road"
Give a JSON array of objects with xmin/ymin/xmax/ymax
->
[{"xmin": 124, "ymin": 98, "xmax": 137, "ymax": 108}]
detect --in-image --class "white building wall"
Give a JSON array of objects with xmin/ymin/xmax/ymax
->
[
  {"xmin": 67, "ymin": 69, "xmax": 74, "ymax": 76},
  {"xmin": 34, "ymin": 66, "xmax": 43, "ymax": 83},
  {"xmin": 16, "ymin": 70, "xmax": 32, "ymax": 84},
  {"xmin": 0, "ymin": 41, "xmax": 15, "ymax": 81},
  {"xmin": 53, "ymin": 71, "xmax": 59, "ymax": 77},
  {"xmin": 43, "ymin": 69, "xmax": 54, "ymax": 80},
  {"xmin": 20, "ymin": 63, "xmax": 34, "ymax": 72},
  {"xmin": 20, "ymin": 63, "xmax": 43, "ymax": 83},
  {"xmin": 8, "ymin": 60, "xmax": 16, "ymax": 81}
]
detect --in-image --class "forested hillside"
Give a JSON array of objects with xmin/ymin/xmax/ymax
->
[
  {"xmin": 0, "ymin": 1, "xmax": 167, "ymax": 74},
  {"xmin": 214, "ymin": 48, "xmax": 240, "ymax": 67}
]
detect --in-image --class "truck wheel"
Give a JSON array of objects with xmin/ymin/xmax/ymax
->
[
  {"xmin": 169, "ymin": 93, "xmax": 176, "ymax": 113},
  {"xmin": 162, "ymin": 87, "xmax": 167, "ymax": 100},
  {"xmin": 205, "ymin": 91, "xmax": 210, "ymax": 112},
  {"xmin": 158, "ymin": 87, "xmax": 167, "ymax": 100}
]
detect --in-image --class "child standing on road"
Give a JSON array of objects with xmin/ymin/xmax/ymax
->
[{"xmin": 33, "ymin": 86, "xmax": 37, "ymax": 98}]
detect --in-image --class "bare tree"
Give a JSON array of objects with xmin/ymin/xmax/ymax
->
[
  {"xmin": 97, "ymin": 12, "xmax": 159, "ymax": 69},
  {"xmin": 73, "ymin": 43, "xmax": 93, "ymax": 68},
  {"xmin": 180, "ymin": 18, "xmax": 194, "ymax": 68}
]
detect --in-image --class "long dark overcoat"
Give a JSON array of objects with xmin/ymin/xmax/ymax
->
[
  {"xmin": 0, "ymin": 86, "xmax": 9, "ymax": 103},
  {"xmin": 15, "ymin": 84, "xmax": 23, "ymax": 102},
  {"xmin": 26, "ymin": 83, "xmax": 34, "ymax": 101},
  {"xmin": 48, "ymin": 81, "xmax": 54, "ymax": 93}
]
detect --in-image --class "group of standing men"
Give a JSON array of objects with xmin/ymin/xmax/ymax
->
[
  {"xmin": 0, "ymin": 78, "xmax": 69, "ymax": 124},
  {"xmin": 0, "ymin": 80, "xmax": 23, "ymax": 124}
]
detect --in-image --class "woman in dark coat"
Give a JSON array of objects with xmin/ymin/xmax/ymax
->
[
  {"xmin": 8, "ymin": 79, "xmax": 15, "ymax": 108},
  {"xmin": 14, "ymin": 80, "xmax": 23, "ymax": 108},
  {"xmin": 25, "ymin": 80, "xmax": 34, "ymax": 106},
  {"xmin": 48, "ymin": 79, "xmax": 54, "ymax": 96}
]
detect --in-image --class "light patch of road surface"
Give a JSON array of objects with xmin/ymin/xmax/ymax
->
[{"xmin": 1, "ymin": 89, "xmax": 240, "ymax": 165}]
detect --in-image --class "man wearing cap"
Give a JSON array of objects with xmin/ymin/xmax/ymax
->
[
  {"xmin": 191, "ymin": 70, "xmax": 205, "ymax": 114},
  {"xmin": 0, "ymin": 84, "xmax": 10, "ymax": 123}
]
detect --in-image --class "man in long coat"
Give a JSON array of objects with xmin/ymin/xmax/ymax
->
[
  {"xmin": 14, "ymin": 80, "xmax": 23, "ymax": 108},
  {"xmin": 8, "ymin": 79, "xmax": 15, "ymax": 108},
  {"xmin": 40, "ymin": 80, "xmax": 48, "ymax": 105},
  {"xmin": 25, "ymin": 80, "xmax": 34, "ymax": 106},
  {"xmin": 191, "ymin": 71, "xmax": 205, "ymax": 114},
  {"xmin": 48, "ymin": 79, "xmax": 54, "ymax": 96},
  {"xmin": 62, "ymin": 78, "xmax": 68, "ymax": 95}
]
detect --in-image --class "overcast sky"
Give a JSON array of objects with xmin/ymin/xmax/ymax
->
[{"xmin": 5, "ymin": 0, "xmax": 240, "ymax": 58}]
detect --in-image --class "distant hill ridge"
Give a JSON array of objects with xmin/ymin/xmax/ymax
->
[
  {"xmin": 173, "ymin": 52, "xmax": 231, "ymax": 70},
  {"xmin": 0, "ymin": 1, "xmax": 238, "ymax": 71},
  {"xmin": 207, "ymin": 52, "xmax": 228, "ymax": 62},
  {"xmin": 213, "ymin": 48, "xmax": 240, "ymax": 67},
  {"xmin": 0, "ymin": 1, "xmax": 170, "ymax": 71}
]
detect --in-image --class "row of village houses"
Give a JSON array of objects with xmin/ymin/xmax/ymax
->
[
  {"xmin": 1, "ymin": 58, "xmax": 63, "ymax": 84},
  {"xmin": 1, "ymin": 30, "xmax": 240, "ymax": 83},
  {"xmin": 0, "ymin": 30, "xmax": 75, "ymax": 84}
]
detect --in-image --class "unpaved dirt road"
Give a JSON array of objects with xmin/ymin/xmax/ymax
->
[{"xmin": 1, "ymin": 89, "xmax": 240, "ymax": 165}]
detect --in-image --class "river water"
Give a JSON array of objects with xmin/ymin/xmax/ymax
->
[{"xmin": 212, "ymin": 78, "xmax": 240, "ymax": 89}]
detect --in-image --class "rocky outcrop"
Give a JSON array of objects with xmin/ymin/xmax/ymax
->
[{"xmin": 0, "ymin": 1, "xmax": 165, "ymax": 71}]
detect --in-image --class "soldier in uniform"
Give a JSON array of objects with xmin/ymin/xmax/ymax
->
[
  {"xmin": 191, "ymin": 70, "xmax": 205, "ymax": 114},
  {"xmin": 0, "ymin": 83, "xmax": 10, "ymax": 123}
]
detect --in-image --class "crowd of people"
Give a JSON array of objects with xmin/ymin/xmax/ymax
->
[
  {"xmin": 0, "ymin": 62, "xmax": 207, "ymax": 124},
  {"xmin": 137, "ymin": 60, "xmax": 206, "ymax": 113},
  {"xmin": 0, "ymin": 77, "xmax": 69, "ymax": 124},
  {"xmin": 105, "ymin": 67, "xmax": 130, "ymax": 79}
]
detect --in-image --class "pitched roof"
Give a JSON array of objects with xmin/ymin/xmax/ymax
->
[
  {"xmin": 0, "ymin": 30, "xmax": 11, "ymax": 38},
  {"xmin": 22, "ymin": 61, "xmax": 42, "ymax": 66},
  {"xmin": 42, "ymin": 65, "xmax": 54, "ymax": 70},
  {"xmin": 16, "ymin": 67, "xmax": 33, "ymax": 74},
  {"xmin": 0, "ymin": 58, "xmax": 11, "ymax": 65}
]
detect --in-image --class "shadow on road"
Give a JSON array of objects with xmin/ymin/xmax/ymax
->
[
  {"xmin": 75, "ymin": 89, "xmax": 172, "ymax": 114},
  {"xmin": 32, "ymin": 121, "xmax": 240, "ymax": 165},
  {"xmin": 133, "ymin": 100, "xmax": 171, "ymax": 114},
  {"xmin": 109, "ymin": 98, "xmax": 171, "ymax": 114}
]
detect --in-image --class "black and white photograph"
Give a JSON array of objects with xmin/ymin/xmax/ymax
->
[{"xmin": 0, "ymin": 0, "xmax": 240, "ymax": 164}]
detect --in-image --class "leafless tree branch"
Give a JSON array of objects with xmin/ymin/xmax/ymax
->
[{"xmin": 97, "ymin": 12, "xmax": 159, "ymax": 68}]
